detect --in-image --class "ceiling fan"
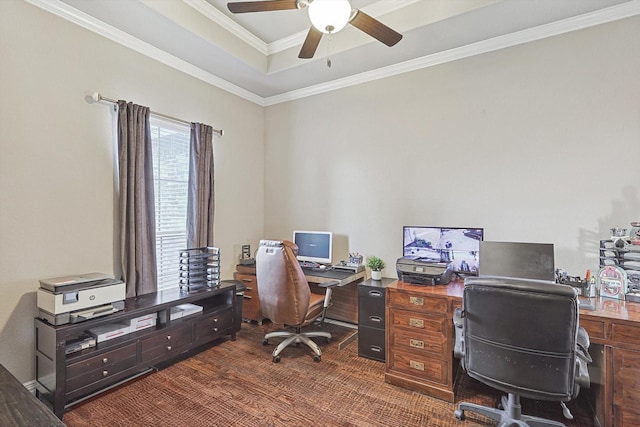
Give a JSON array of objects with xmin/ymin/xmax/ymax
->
[{"xmin": 227, "ymin": 0, "xmax": 403, "ymax": 59}]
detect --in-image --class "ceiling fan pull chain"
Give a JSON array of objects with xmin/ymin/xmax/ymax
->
[{"xmin": 326, "ymin": 33, "xmax": 332, "ymax": 68}]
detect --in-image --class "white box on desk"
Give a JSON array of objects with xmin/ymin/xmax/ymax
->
[
  {"xmin": 159, "ymin": 306, "xmax": 184, "ymax": 323},
  {"xmin": 175, "ymin": 303, "xmax": 203, "ymax": 318},
  {"xmin": 129, "ymin": 312, "xmax": 158, "ymax": 331},
  {"xmin": 87, "ymin": 322, "xmax": 131, "ymax": 342}
]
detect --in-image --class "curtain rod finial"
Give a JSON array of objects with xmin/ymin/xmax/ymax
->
[{"xmin": 91, "ymin": 92, "xmax": 101, "ymax": 102}]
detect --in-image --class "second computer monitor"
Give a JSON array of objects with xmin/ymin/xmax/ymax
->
[
  {"xmin": 292, "ymin": 230, "xmax": 333, "ymax": 265},
  {"xmin": 479, "ymin": 241, "xmax": 555, "ymax": 281}
]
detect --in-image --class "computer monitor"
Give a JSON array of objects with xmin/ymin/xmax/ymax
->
[
  {"xmin": 479, "ymin": 241, "xmax": 555, "ymax": 281},
  {"xmin": 403, "ymin": 226, "xmax": 484, "ymax": 274},
  {"xmin": 292, "ymin": 230, "xmax": 333, "ymax": 265}
]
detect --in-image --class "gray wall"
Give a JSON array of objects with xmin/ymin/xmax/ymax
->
[
  {"xmin": 0, "ymin": 0, "xmax": 264, "ymax": 382},
  {"xmin": 264, "ymin": 16, "xmax": 640, "ymax": 278}
]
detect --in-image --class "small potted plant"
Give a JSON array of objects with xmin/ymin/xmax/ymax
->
[{"xmin": 367, "ymin": 256, "xmax": 385, "ymax": 280}]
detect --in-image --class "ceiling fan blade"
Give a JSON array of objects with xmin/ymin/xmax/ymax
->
[
  {"xmin": 298, "ymin": 26, "xmax": 323, "ymax": 59},
  {"xmin": 227, "ymin": 0, "xmax": 298, "ymax": 14},
  {"xmin": 350, "ymin": 10, "xmax": 402, "ymax": 47}
]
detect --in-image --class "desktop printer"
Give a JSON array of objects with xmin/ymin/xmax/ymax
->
[
  {"xmin": 396, "ymin": 257, "xmax": 454, "ymax": 286},
  {"xmin": 37, "ymin": 273, "xmax": 125, "ymax": 325}
]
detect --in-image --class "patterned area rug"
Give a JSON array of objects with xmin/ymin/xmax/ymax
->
[{"xmin": 63, "ymin": 321, "xmax": 593, "ymax": 426}]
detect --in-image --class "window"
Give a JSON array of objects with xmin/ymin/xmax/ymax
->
[{"xmin": 150, "ymin": 116, "xmax": 190, "ymax": 291}]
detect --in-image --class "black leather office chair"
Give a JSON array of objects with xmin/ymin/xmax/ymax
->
[
  {"xmin": 453, "ymin": 277, "xmax": 591, "ymax": 427},
  {"xmin": 256, "ymin": 240, "xmax": 339, "ymax": 362}
]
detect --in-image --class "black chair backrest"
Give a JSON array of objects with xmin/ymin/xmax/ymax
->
[{"xmin": 462, "ymin": 277, "xmax": 579, "ymax": 401}]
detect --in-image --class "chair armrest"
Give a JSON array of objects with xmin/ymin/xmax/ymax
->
[
  {"xmin": 453, "ymin": 308, "xmax": 464, "ymax": 359},
  {"xmin": 318, "ymin": 280, "xmax": 340, "ymax": 288},
  {"xmin": 576, "ymin": 326, "xmax": 592, "ymax": 363}
]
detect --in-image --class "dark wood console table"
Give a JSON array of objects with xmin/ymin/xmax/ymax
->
[
  {"xmin": 385, "ymin": 279, "xmax": 640, "ymax": 427},
  {"xmin": 34, "ymin": 281, "xmax": 241, "ymax": 419}
]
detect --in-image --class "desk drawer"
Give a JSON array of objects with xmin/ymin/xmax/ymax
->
[
  {"xmin": 235, "ymin": 273, "xmax": 264, "ymax": 322},
  {"xmin": 388, "ymin": 348, "xmax": 450, "ymax": 386},
  {"xmin": 611, "ymin": 322, "xmax": 640, "ymax": 347},
  {"xmin": 358, "ymin": 325, "xmax": 385, "ymax": 362},
  {"xmin": 235, "ymin": 274, "xmax": 258, "ymax": 294},
  {"xmin": 389, "ymin": 309, "xmax": 448, "ymax": 335},
  {"xmin": 580, "ymin": 318, "xmax": 606, "ymax": 341},
  {"xmin": 388, "ymin": 291, "xmax": 448, "ymax": 314},
  {"xmin": 390, "ymin": 327, "xmax": 447, "ymax": 359}
]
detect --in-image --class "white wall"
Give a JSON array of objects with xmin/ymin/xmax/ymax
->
[
  {"xmin": 0, "ymin": 0, "xmax": 264, "ymax": 381},
  {"xmin": 264, "ymin": 16, "xmax": 640, "ymax": 279}
]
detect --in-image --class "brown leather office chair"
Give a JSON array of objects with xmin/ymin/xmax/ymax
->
[
  {"xmin": 453, "ymin": 277, "xmax": 591, "ymax": 427},
  {"xmin": 256, "ymin": 240, "xmax": 339, "ymax": 362}
]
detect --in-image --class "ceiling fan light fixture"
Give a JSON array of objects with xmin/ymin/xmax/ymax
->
[{"xmin": 308, "ymin": 0, "xmax": 352, "ymax": 34}]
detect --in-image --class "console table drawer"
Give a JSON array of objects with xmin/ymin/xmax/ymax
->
[
  {"xmin": 66, "ymin": 343, "xmax": 137, "ymax": 392},
  {"xmin": 141, "ymin": 325, "xmax": 192, "ymax": 363},
  {"xmin": 193, "ymin": 308, "xmax": 233, "ymax": 344},
  {"xmin": 67, "ymin": 342, "xmax": 137, "ymax": 379},
  {"xmin": 388, "ymin": 349, "xmax": 450, "ymax": 386},
  {"xmin": 388, "ymin": 291, "xmax": 448, "ymax": 314}
]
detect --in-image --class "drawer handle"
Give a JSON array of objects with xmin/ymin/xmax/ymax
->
[
  {"xmin": 213, "ymin": 318, "xmax": 218, "ymax": 323},
  {"xmin": 245, "ymin": 287, "xmax": 253, "ymax": 291},
  {"xmin": 243, "ymin": 295, "xmax": 252, "ymax": 300},
  {"xmin": 409, "ymin": 360, "xmax": 425, "ymax": 371},
  {"xmin": 167, "ymin": 345, "xmax": 172, "ymax": 351},
  {"xmin": 242, "ymin": 278, "xmax": 253, "ymax": 282},
  {"xmin": 102, "ymin": 370, "xmax": 109, "ymax": 377},
  {"xmin": 369, "ymin": 345, "xmax": 382, "ymax": 353},
  {"xmin": 409, "ymin": 318, "xmax": 424, "ymax": 328},
  {"xmin": 410, "ymin": 339, "xmax": 425, "ymax": 349},
  {"xmin": 369, "ymin": 316, "xmax": 382, "ymax": 323},
  {"xmin": 368, "ymin": 290, "xmax": 382, "ymax": 297},
  {"xmin": 409, "ymin": 296, "xmax": 424, "ymax": 306},
  {"xmin": 213, "ymin": 327, "xmax": 219, "ymax": 332},
  {"xmin": 166, "ymin": 335, "xmax": 171, "ymax": 340},
  {"xmin": 102, "ymin": 358, "xmax": 109, "ymax": 364}
]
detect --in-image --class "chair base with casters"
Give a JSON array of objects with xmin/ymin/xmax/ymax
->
[
  {"xmin": 455, "ymin": 393, "xmax": 567, "ymax": 427},
  {"xmin": 262, "ymin": 326, "xmax": 331, "ymax": 363}
]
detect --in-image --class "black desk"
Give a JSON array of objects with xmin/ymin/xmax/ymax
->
[
  {"xmin": 0, "ymin": 363, "xmax": 65, "ymax": 426},
  {"xmin": 301, "ymin": 267, "xmax": 366, "ymax": 287}
]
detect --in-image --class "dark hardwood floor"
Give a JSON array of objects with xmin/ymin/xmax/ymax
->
[{"xmin": 62, "ymin": 321, "xmax": 594, "ymax": 426}]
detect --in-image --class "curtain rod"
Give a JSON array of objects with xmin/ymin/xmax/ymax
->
[{"xmin": 91, "ymin": 92, "xmax": 223, "ymax": 137}]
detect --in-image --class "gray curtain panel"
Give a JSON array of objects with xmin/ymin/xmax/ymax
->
[
  {"xmin": 117, "ymin": 100, "xmax": 158, "ymax": 297},
  {"xmin": 187, "ymin": 123, "xmax": 215, "ymax": 249}
]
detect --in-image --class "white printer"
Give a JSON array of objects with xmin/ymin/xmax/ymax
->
[{"xmin": 37, "ymin": 273, "xmax": 126, "ymax": 325}]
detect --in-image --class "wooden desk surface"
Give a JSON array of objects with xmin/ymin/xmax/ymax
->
[
  {"xmin": 0, "ymin": 364, "xmax": 65, "ymax": 426},
  {"xmin": 390, "ymin": 278, "xmax": 640, "ymax": 324}
]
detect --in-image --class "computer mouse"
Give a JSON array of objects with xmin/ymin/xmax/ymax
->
[{"xmin": 319, "ymin": 265, "xmax": 326, "ymax": 270}]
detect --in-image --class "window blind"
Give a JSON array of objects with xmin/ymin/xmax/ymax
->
[{"xmin": 150, "ymin": 116, "xmax": 190, "ymax": 291}]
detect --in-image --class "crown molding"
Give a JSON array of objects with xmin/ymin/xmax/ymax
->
[
  {"xmin": 26, "ymin": 0, "xmax": 640, "ymax": 107},
  {"xmin": 264, "ymin": 0, "xmax": 640, "ymax": 105},
  {"xmin": 25, "ymin": 0, "xmax": 265, "ymax": 105},
  {"xmin": 183, "ymin": 0, "xmax": 268, "ymax": 55}
]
